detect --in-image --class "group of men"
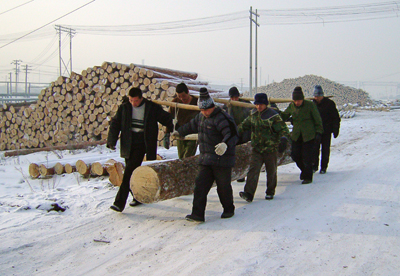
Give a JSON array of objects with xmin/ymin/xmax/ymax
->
[{"xmin": 106, "ymin": 83, "xmax": 340, "ymax": 222}]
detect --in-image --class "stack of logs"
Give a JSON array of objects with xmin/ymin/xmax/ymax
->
[
  {"xmin": 28, "ymin": 152, "xmax": 163, "ymax": 185},
  {"xmin": 0, "ymin": 62, "xmax": 223, "ymax": 151}
]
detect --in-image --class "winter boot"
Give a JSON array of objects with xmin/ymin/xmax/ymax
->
[
  {"xmin": 129, "ymin": 198, "xmax": 142, "ymax": 207},
  {"xmin": 110, "ymin": 205, "xmax": 122, "ymax": 212},
  {"xmin": 185, "ymin": 214, "xmax": 205, "ymax": 222},
  {"xmin": 239, "ymin": 191, "xmax": 253, "ymax": 202}
]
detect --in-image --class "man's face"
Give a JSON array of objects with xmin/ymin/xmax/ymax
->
[
  {"xmin": 177, "ymin": 92, "xmax": 190, "ymax": 103},
  {"xmin": 230, "ymin": 96, "xmax": 240, "ymax": 101},
  {"xmin": 255, "ymin": 104, "xmax": 267, "ymax": 112},
  {"xmin": 129, "ymin": 96, "xmax": 143, "ymax": 107},
  {"xmin": 294, "ymin": 100, "xmax": 303, "ymax": 107},
  {"xmin": 200, "ymin": 107, "xmax": 215, "ymax": 118},
  {"xmin": 314, "ymin": 96, "xmax": 323, "ymax": 103}
]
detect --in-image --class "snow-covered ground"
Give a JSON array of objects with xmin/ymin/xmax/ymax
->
[{"xmin": 1, "ymin": 110, "xmax": 399, "ymax": 275}]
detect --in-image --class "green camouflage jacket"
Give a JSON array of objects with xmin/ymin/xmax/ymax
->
[
  {"xmin": 280, "ymin": 100, "xmax": 323, "ymax": 142},
  {"xmin": 238, "ymin": 108, "xmax": 289, "ymax": 153}
]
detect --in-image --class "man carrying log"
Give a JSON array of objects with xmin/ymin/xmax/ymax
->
[
  {"xmin": 107, "ymin": 87, "xmax": 173, "ymax": 212},
  {"xmin": 238, "ymin": 93, "xmax": 290, "ymax": 202},
  {"xmin": 312, "ymin": 85, "xmax": 341, "ymax": 174},
  {"xmin": 173, "ymin": 88, "xmax": 238, "ymax": 222},
  {"xmin": 223, "ymin": 86, "xmax": 253, "ymax": 182},
  {"xmin": 164, "ymin": 82, "xmax": 199, "ymax": 159},
  {"xmin": 280, "ymin": 87, "xmax": 324, "ymax": 184}
]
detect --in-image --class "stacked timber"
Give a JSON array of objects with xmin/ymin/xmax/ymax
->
[{"xmin": 0, "ymin": 62, "xmax": 222, "ymax": 151}]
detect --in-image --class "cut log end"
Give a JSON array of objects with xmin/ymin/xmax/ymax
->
[
  {"xmin": 131, "ymin": 166, "xmax": 161, "ymax": 204},
  {"xmin": 29, "ymin": 163, "xmax": 40, "ymax": 178}
]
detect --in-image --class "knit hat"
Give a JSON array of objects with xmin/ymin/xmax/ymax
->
[
  {"xmin": 254, "ymin": 93, "xmax": 269, "ymax": 105},
  {"xmin": 198, "ymin": 87, "xmax": 215, "ymax": 109},
  {"xmin": 313, "ymin": 85, "xmax": 324, "ymax": 97},
  {"xmin": 292, "ymin": 86, "xmax": 304, "ymax": 100},
  {"xmin": 229, "ymin": 87, "xmax": 240, "ymax": 98}
]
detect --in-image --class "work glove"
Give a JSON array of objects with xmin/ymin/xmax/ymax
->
[
  {"xmin": 106, "ymin": 144, "xmax": 116, "ymax": 150},
  {"xmin": 171, "ymin": 130, "xmax": 180, "ymax": 137},
  {"xmin": 278, "ymin": 137, "xmax": 288, "ymax": 154},
  {"xmin": 215, "ymin": 142, "xmax": 227, "ymax": 156},
  {"xmin": 314, "ymin": 133, "xmax": 322, "ymax": 145},
  {"xmin": 333, "ymin": 129, "xmax": 339, "ymax": 138},
  {"xmin": 163, "ymin": 133, "xmax": 170, "ymax": 149}
]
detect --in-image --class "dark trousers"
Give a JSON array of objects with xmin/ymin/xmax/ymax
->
[
  {"xmin": 192, "ymin": 165, "xmax": 235, "ymax": 219},
  {"xmin": 114, "ymin": 143, "xmax": 146, "ymax": 210},
  {"xmin": 291, "ymin": 136, "xmax": 315, "ymax": 181},
  {"xmin": 244, "ymin": 149, "xmax": 278, "ymax": 197},
  {"xmin": 313, "ymin": 133, "xmax": 332, "ymax": 170}
]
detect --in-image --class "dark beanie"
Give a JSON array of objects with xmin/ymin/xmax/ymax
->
[
  {"xmin": 292, "ymin": 86, "xmax": 304, "ymax": 100},
  {"xmin": 229, "ymin": 87, "xmax": 240, "ymax": 98},
  {"xmin": 313, "ymin": 85, "xmax": 324, "ymax": 97},
  {"xmin": 198, "ymin": 87, "xmax": 215, "ymax": 109},
  {"xmin": 254, "ymin": 93, "xmax": 269, "ymax": 105}
]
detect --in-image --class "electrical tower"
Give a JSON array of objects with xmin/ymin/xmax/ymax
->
[
  {"xmin": 22, "ymin": 64, "xmax": 32, "ymax": 96},
  {"xmin": 11, "ymin": 59, "xmax": 22, "ymax": 94},
  {"xmin": 249, "ymin": 7, "xmax": 259, "ymax": 97},
  {"xmin": 55, "ymin": 25, "xmax": 76, "ymax": 76}
]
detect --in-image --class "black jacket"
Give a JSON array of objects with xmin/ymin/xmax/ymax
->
[
  {"xmin": 178, "ymin": 107, "xmax": 238, "ymax": 167},
  {"xmin": 312, "ymin": 97, "xmax": 341, "ymax": 136},
  {"xmin": 107, "ymin": 97, "xmax": 173, "ymax": 160}
]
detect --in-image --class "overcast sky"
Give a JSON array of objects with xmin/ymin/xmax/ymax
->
[{"xmin": 0, "ymin": 0, "xmax": 399, "ymax": 96}]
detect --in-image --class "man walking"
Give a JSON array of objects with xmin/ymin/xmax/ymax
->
[
  {"xmin": 238, "ymin": 93, "xmax": 289, "ymax": 202},
  {"xmin": 223, "ymin": 86, "xmax": 252, "ymax": 182},
  {"xmin": 164, "ymin": 82, "xmax": 199, "ymax": 159},
  {"xmin": 280, "ymin": 86, "xmax": 323, "ymax": 184},
  {"xmin": 312, "ymin": 85, "xmax": 341, "ymax": 174},
  {"xmin": 174, "ymin": 88, "xmax": 238, "ymax": 222},
  {"xmin": 107, "ymin": 87, "xmax": 173, "ymax": 212}
]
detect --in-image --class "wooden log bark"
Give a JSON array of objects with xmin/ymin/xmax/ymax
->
[
  {"xmin": 65, "ymin": 163, "xmax": 76, "ymax": 174},
  {"xmin": 4, "ymin": 140, "xmax": 106, "ymax": 157},
  {"xmin": 76, "ymin": 160, "xmax": 91, "ymax": 176},
  {"xmin": 29, "ymin": 163, "xmax": 40, "ymax": 178},
  {"xmin": 54, "ymin": 162, "xmax": 65, "ymax": 175},
  {"xmin": 130, "ymin": 142, "xmax": 292, "ymax": 204},
  {"xmin": 105, "ymin": 159, "xmax": 124, "ymax": 186},
  {"xmin": 39, "ymin": 164, "xmax": 55, "ymax": 177}
]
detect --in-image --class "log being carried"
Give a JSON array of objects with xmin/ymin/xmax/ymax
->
[
  {"xmin": 131, "ymin": 91, "xmax": 293, "ymax": 204},
  {"xmin": 131, "ymin": 142, "xmax": 292, "ymax": 204}
]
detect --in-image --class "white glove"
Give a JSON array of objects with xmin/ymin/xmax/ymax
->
[
  {"xmin": 215, "ymin": 142, "xmax": 227, "ymax": 156},
  {"xmin": 171, "ymin": 130, "xmax": 180, "ymax": 137}
]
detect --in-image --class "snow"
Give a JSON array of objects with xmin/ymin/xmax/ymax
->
[{"xmin": 1, "ymin": 110, "xmax": 400, "ymax": 275}]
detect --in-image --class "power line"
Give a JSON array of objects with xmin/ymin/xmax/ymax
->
[
  {"xmin": 0, "ymin": 0, "xmax": 35, "ymax": 16},
  {"xmin": 58, "ymin": 1, "xmax": 400, "ymax": 36},
  {"xmin": 0, "ymin": 0, "xmax": 95, "ymax": 49}
]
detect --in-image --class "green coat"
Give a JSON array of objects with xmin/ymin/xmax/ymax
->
[
  {"xmin": 280, "ymin": 100, "xmax": 323, "ymax": 142},
  {"xmin": 238, "ymin": 108, "xmax": 289, "ymax": 153}
]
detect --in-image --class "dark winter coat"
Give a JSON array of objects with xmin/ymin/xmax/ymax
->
[
  {"xmin": 178, "ymin": 106, "xmax": 238, "ymax": 167},
  {"xmin": 312, "ymin": 97, "xmax": 341, "ymax": 137},
  {"xmin": 223, "ymin": 99, "xmax": 252, "ymax": 144},
  {"xmin": 107, "ymin": 97, "xmax": 173, "ymax": 160},
  {"xmin": 280, "ymin": 100, "xmax": 324, "ymax": 142},
  {"xmin": 238, "ymin": 108, "xmax": 289, "ymax": 153}
]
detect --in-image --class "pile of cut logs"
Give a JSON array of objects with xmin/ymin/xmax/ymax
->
[{"xmin": 0, "ymin": 62, "xmax": 223, "ymax": 151}]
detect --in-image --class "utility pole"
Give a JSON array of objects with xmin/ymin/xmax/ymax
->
[
  {"xmin": 249, "ymin": 7, "xmax": 260, "ymax": 97},
  {"xmin": 11, "ymin": 59, "xmax": 22, "ymax": 94},
  {"xmin": 22, "ymin": 64, "xmax": 32, "ymax": 96},
  {"xmin": 55, "ymin": 25, "xmax": 76, "ymax": 76}
]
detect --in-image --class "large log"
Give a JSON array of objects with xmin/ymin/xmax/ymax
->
[
  {"xmin": 130, "ymin": 142, "xmax": 292, "ymax": 204},
  {"xmin": 4, "ymin": 140, "xmax": 106, "ymax": 157}
]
